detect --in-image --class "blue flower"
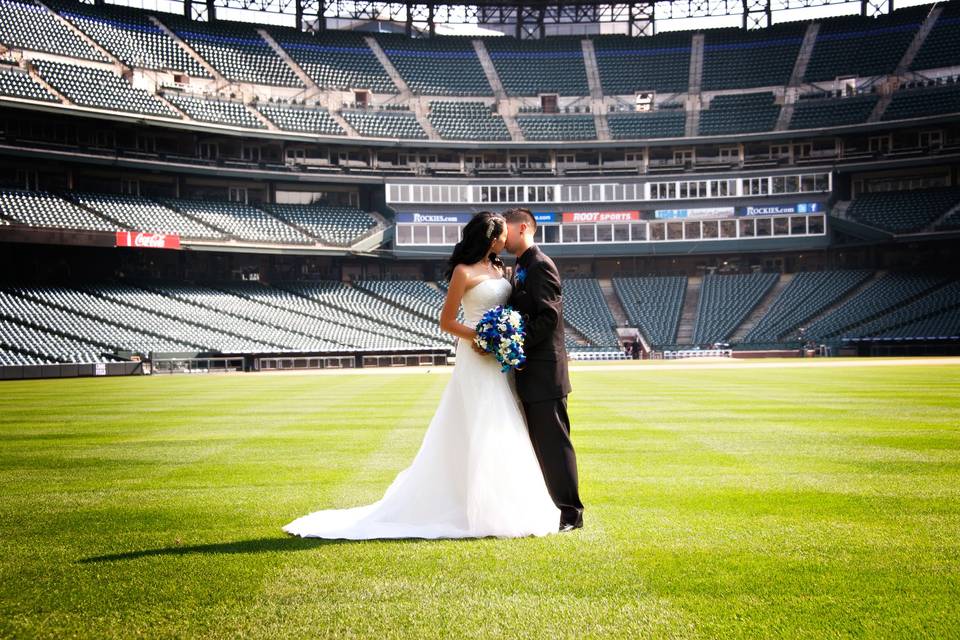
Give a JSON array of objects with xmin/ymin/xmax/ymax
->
[
  {"xmin": 472, "ymin": 305, "xmax": 527, "ymax": 373},
  {"xmin": 515, "ymin": 267, "xmax": 527, "ymax": 285}
]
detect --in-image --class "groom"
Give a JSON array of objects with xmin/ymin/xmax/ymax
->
[{"xmin": 501, "ymin": 207, "xmax": 584, "ymax": 532}]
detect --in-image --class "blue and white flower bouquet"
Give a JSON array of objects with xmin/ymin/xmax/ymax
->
[{"xmin": 473, "ymin": 305, "xmax": 527, "ymax": 372}]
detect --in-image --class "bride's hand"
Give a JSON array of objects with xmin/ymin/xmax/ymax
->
[{"xmin": 471, "ymin": 337, "xmax": 487, "ymax": 356}]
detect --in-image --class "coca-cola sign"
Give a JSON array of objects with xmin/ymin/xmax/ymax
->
[{"xmin": 115, "ymin": 231, "xmax": 181, "ymax": 250}]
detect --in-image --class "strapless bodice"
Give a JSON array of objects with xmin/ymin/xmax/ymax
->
[{"xmin": 461, "ymin": 277, "xmax": 513, "ymax": 326}]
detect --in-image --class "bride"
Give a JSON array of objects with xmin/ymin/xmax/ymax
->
[{"xmin": 282, "ymin": 211, "xmax": 561, "ymax": 539}]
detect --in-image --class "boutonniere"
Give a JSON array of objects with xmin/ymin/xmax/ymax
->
[{"xmin": 515, "ymin": 266, "xmax": 527, "ymax": 285}]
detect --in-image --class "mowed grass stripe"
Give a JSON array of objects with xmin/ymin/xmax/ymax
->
[{"xmin": 0, "ymin": 362, "xmax": 957, "ymax": 638}]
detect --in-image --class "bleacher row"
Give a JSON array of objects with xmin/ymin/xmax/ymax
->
[
  {"xmin": 2, "ymin": 270, "xmax": 959, "ymax": 366},
  {"xmin": 0, "ymin": 190, "xmax": 379, "ymax": 245},
  {"xmin": 5, "ymin": 57, "xmax": 957, "ymax": 140},
  {"xmin": 0, "ymin": 0, "xmax": 958, "ymax": 141}
]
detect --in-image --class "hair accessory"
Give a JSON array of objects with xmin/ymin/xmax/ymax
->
[{"xmin": 485, "ymin": 218, "xmax": 497, "ymax": 239}]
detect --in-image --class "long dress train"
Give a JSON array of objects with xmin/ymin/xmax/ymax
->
[{"xmin": 281, "ymin": 277, "xmax": 561, "ymax": 539}]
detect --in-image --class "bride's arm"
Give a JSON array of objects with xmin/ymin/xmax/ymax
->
[{"xmin": 440, "ymin": 266, "xmax": 479, "ymax": 342}]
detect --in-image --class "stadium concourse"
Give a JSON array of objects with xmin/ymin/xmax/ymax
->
[{"xmin": 0, "ymin": 0, "xmax": 959, "ymax": 378}]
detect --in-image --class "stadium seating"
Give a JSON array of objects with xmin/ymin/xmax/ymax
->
[
  {"xmin": 160, "ymin": 199, "xmax": 314, "ymax": 244},
  {"xmin": 341, "ymin": 109, "xmax": 427, "ymax": 139},
  {"xmin": 277, "ymin": 281, "xmax": 449, "ymax": 347},
  {"xmin": 428, "ymin": 101, "xmax": 510, "ymax": 141},
  {"xmin": 222, "ymin": 282, "xmax": 439, "ymax": 351},
  {"xmin": 698, "ymin": 92, "xmax": 780, "ymax": 136},
  {"xmin": 163, "ymin": 17, "xmax": 302, "ymax": 87},
  {"xmin": 0, "ymin": 67, "xmax": 59, "ymax": 103},
  {"xmin": 613, "ymin": 276, "xmax": 686, "ymax": 347},
  {"xmin": 865, "ymin": 306, "xmax": 960, "ymax": 339},
  {"xmin": 561, "ymin": 278, "xmax": 620, "ymax": 349},
  {"xmin": 164, "ymin": 93, "xmax": 265, "ymax": 129},
  {"xmin": 882, "ymin": 84, "xmax": 960, "ymax": 122},
  {"xmin": 261, "ymin": 204, "xmax": 378, "ymax": 246},
  {"xmin": 0, "ymin": 347, "xmax": 54, "ymax": 365},
  {"xmin": 844, "ymin": 280, "xmax": 960, "ymax": 339},
  {"xmin": 0, "ymin": 189, "xmax": 118, "ymax": 232},
  {"xmin": 607, "ymin": 110, "xmax": 686, "ymax": 140},
  {"xmin": 517, "ymin": 115, "xmax": 596, "ymax": 141},
  {"xmin": 789, "ymin": 94, "xmax": 878, "ymax": 130},
  {"xmin": 0, "ymin": 0, "xmax": 107, "ymax": 62},
  {"xmin": 53, "ymin": 2, "xmax": 209, "ymax": 77},
  {"xmin": 693, "ymin": 272, "xmax": 779, "ymax": 345},
  {"xmin": 936, "ymin": 208, "xmax": 960, "ymax": 232},
  {"xmin": 69, "ymin": 193, "xmax": 226, "ymax": 239},
  {"xmin": 127, "ymin": 283, "xmax": 347, "ymax": 351},
  {"xmin": 256, "ymin": 103, "xmax": 344, "ymax": 135},
  {"xmin": 352, "ymin": 280, "xmax": 446, "ymax": 322},
  {"xmin": 803, "ymin": 6, "xmax": 928, "ymax": 82},
  {"xmin": 804, "ymin": 272, "xmax": 945, "ymax": 340},
  {"xmin": 592, "ymin": 32, "xmax": 691, "ymax": 95},
  {"xmin": 910, "ymin": 1, "xmax": 960, "ymax": 72},
  {"xmin": 744, "ymin": 270, "xmax": 872, "ymax": 342},
  {"xmin": 701, "ymin": 22, "xmax": 807, "ymax": 90},
  {"xmin": 846, "ymin": 187, "xmax": 960, "ymax": 234},
  {"xmin": 271, "ymin": 28, "xmax": 397, "ymax": 93},
  {"xmin": 484, "ymin": 36, "xmax": 589, "ymax": 97},
  {"xmin": 377, "ymin": 34, "xmax": 491, "ymax": 96},
  {"xmin": 33, "ymin": 59, "xmax": 177, "ymax": 118},
  {"xmin": 0, "ymin": 287, "xmax": 204, "ymax": 354},
  {"xmin": 0, "ymin": 317, "xmax": 109, "ymax": 363}
]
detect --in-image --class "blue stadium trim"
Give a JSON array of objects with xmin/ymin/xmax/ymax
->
[{"xmin": 817, "ymin": 22, "xmax": 920, "ymax": 41}]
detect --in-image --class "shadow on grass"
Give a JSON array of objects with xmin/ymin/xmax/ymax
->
[{"xmin": 79, "ymin": 534, "xmax": 439, "ymax": 563}]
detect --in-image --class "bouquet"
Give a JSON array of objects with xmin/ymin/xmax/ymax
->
[{"xmin": 473, "ymin": 305, "xmax": 527, "ymax": 373}]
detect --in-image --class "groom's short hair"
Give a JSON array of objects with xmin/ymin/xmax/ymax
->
[{"xmin": 503, "ymin": 208, "xmax": 537, "ymax": 233}]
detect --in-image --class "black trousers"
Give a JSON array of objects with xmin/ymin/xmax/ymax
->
[{"xmin": 522, "ymin": 396, "xmax": 584, "ymax": 527}]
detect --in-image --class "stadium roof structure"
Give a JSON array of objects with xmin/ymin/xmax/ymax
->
[{"xmin": 172, "ymin": 0, "xmax": 903, "ymax": 38}]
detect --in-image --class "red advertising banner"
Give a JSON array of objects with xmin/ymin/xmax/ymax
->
[
  {"xmin": 115, "ymin": 231, "xmax": 181, "ymax": 249},
  {"xmin": 562, "ymin": 211, "xmax": 640, "ymax": 223}
]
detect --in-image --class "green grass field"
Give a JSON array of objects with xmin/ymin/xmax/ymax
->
[{"xmin": 2, "ymin": 359, "xmax": 959, "ymax": 638}]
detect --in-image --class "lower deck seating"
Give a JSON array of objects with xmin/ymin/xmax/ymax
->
[
  {"xmin": 561, "ymin": 279, "xmax": 619, "ymax": 349},
  {"xmin": 693, "ymin": 272, "xmax": 779, "ymax": 345},
  {"xmin": 745, "ymin": 270, "xmax": 872, "ymax": 342},
  {"xmin": 613, "ymin": 276, "xmax": 685, "ymax": 347},
  {"xmin": 804, "ymin": 272, "xmax": 946, "ymax": 340}
]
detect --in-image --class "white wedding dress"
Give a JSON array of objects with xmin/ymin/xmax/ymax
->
[{"xmin": 282, "ymin": 277, "xmax": 561, "ymax": 539}]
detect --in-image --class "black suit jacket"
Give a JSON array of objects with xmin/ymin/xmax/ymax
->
[{"xmin": 508, "ymin": 245, "xmax": 572, "ymax": 403}]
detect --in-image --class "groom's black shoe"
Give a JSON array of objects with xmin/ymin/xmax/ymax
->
[{"xmin": 559, "ymin": 521, "xmax": 582, "ymax": 533}]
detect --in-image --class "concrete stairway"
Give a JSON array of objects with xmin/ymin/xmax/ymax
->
[
  {"xmin": 789, "ymin": 22, "xmax": 819, "ymax": 87},
  {"xmin": 150, "ymin": 15, "xmax": 229, "ymax": 89},
  {"xmin": 472, "ymin": 39, "xmax": 523, "ymax": 142},
  {"xmin": 896, "ymin": 5, "xmax": 942, "ymax": 74},
  {"xmin": 675, "ymin": 276, "xmax": 701, "ymax": 345},
  {"xmin": 597, "ymin": 279, "xmax": 630, "ymax": 328},
  {"xmin": 685, "ymin": 33, "xmax": 704, "ymax": 137},
  {"xmin": 257, "ymin": 28, "xmax": 322, "ymax": 99},
  {"xmin": 729, "ymin": 273, "xmax": 794, "ymax": 342},
  {"xmin": 581, "ymin": 39, "xmax": 610, "ymax": 141}
]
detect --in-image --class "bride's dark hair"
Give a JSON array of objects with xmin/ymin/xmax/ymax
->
[{"xmin": 444, "ymin": 211, "xmax": 506, "ymax": 281}]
